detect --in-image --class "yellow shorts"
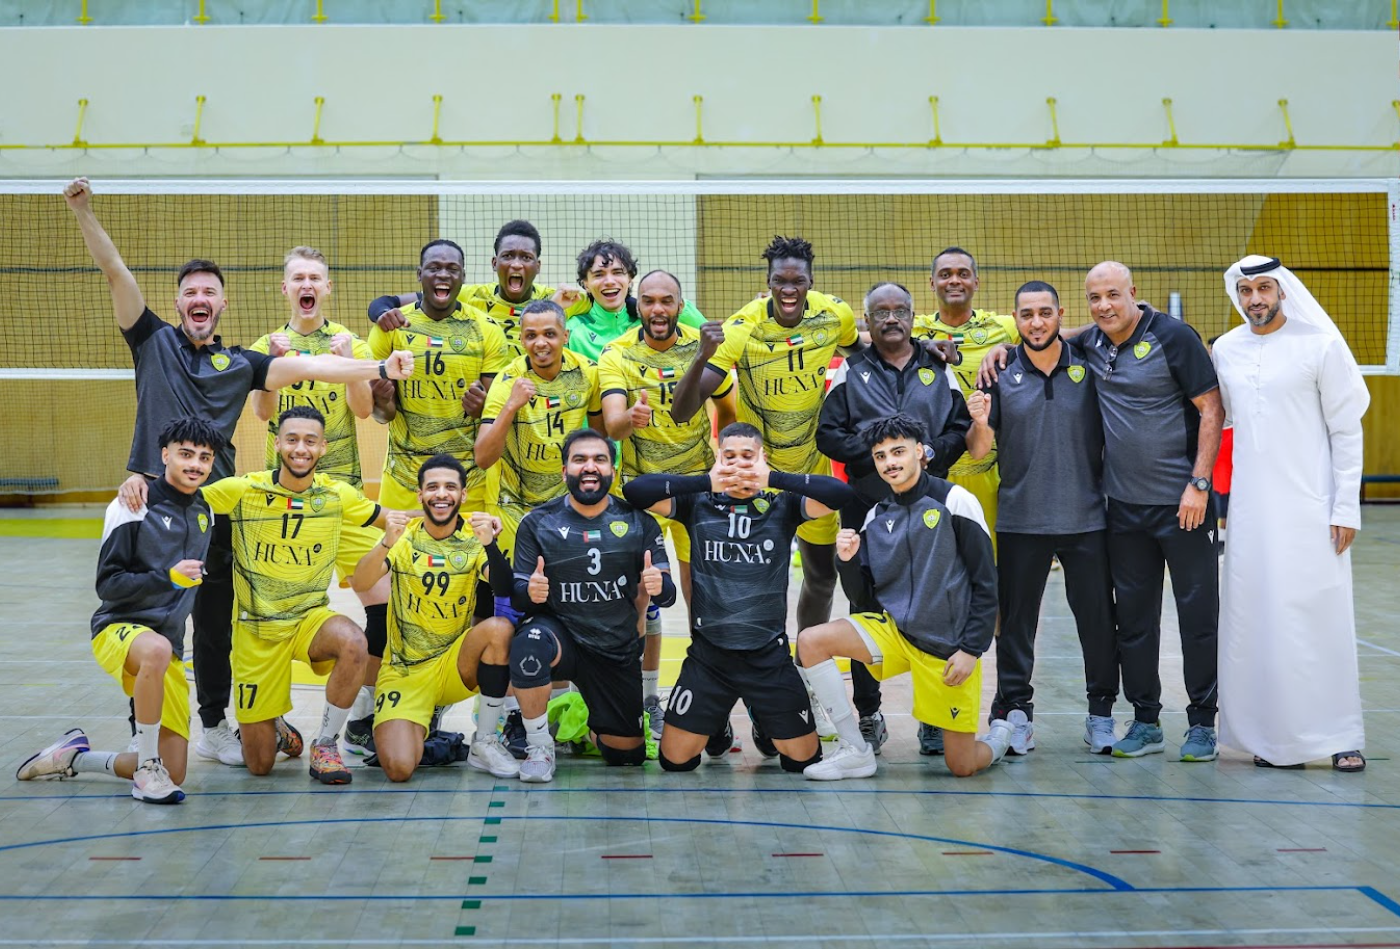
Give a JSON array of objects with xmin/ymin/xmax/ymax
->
[
  {"xmin": 379, "ymin": 466, "xmax": 487, "ymax": 514},
  {"xmin": 847, "ymin": 611, "xmax": 983, "ymax": 733},
  {"xmin": 374, "ymin": 635, "xmax": 479, "ymax": 730},
  {"xmin": 232, "ymin": 606, "xmax": 338, "ymax": 724},
  {"xmin": 91, "ymin": 623, "xmax": 191, "ymax": 739},
  {"xmin": 796, "ymin": 456, "xmax": 839, "ymax": 545},
  {"xmin": 336, "ymin": 518, "xmax": 384, "ymax": 588},
  {"xmin": 949, "ymin": 465, "xmax": 999, "ymax": 556},
  {"xmin": 650, "ymin": 511, "xmax": 691, "ymax": 563}
]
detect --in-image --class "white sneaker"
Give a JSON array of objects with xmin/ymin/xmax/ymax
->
[
  {"xmin": 127, "ymin": 735, "xmax": 140, "ymax": 754},
  {"xmin": 15, "ymin": 728, "xmax": 89, "ymax": 781},
  {"xmin": 981, "ymin": 720, "xmax": 1014, "ymax": 765},
  {"xmin": 132, "ymin": 759, "xmax": 184, "ymax": 804},
  {"xmin": 467, "ymin": 736, "xmax": 521, "ymax": 779},
  {"xmin": 1084, "ymin": 715, "xmax": 1117, "ymax": 755},
  {"xmin": 195, "ymin": 719, "xmax": 245, "ymax": 767},
  {"xmin": 1006, "ymin": 709, "xmax": 1035, "ymax": 755},
  {"xmin": 519, "ymin": 743, "xmax": 555, "ymax": 783},
  {"xmin": 803, "ymin": 739, "xmax": 877, "ymax": 781}
]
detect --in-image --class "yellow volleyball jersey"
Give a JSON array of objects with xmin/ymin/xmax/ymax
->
[
  {"xmin": 705, "ymin": 290, "xmax": 858, "ymax": 475},
  {"xmin": 598, "ymin": 324, "xmax": 734, "ymax": 480},
  {"xmin": 458, "ymin": 282, "xmax": 556, "ymax": 360},
  {"xmin": 369, "ymin": 302, "xmax": 510, "ymax": 492},
  {"xmin": 912, "ymin": 308, "xmax": 1019, "ymax": 473},
  {"xmin": 249, "ymin": 320, "xmax": 372, "ymax": 488},
  {"xmin": 384, "ymin": 517, "xmax": 488, "ymax": 669},
  {"xmin": 482, "ymin": 349, "xmax": 602, "ymax": 507},
  {"xmin": 202, "ymin": 471, "xmax": 380, "ymax": 641}
]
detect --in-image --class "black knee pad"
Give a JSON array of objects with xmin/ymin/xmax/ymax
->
[
  {"xmin": 363, "ymin": 603, "xmax": 387, "ymax": 659},
  {"xmin": 510, "ymin": 627, "xmax": 555, "ymax": 689},
  {"xmin": 473, "ymin": 579, "xmax": 495, "ymax": 623},
  {"xmin": 658, "ymin": 750, "xmax": 702, "ymax": 772},
  {"xmin": 476, "ymin": 661, "xmax": 509, "ymax": 698},
  {"xmin": 598, "ymin": 741, "xmax": 647, "ymax": 766},
  {"xmin": 780, "ymin": 749, "xmax": 822, "ymax": 773}
]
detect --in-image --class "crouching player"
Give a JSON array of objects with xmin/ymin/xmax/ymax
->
[
  {"xmin": 506, "ymin": 428, "xmax": 676, "ymax": 782},
  {"xmin": 16, "ymin": 417, "xmax": 226, "ymax": 803},
  {"xmin": 622, "ymin": 422, "xmax": 856, "ymax": 774},
  {"xmin": 797, "ymin": 414, "xmax": 1012, "ymax": 780},
  {"xmin": 352, "ymin": 454, "xmax": 518, "ymax": 782}
]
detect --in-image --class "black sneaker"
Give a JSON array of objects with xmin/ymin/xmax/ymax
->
[
  {"xmin": 705, "ymin": 722, "xmax": 735, "ymax": 759},
  {"xmin": 502, "ymin": 709, "xmax": 528, "ymax": 761},
  {"xmin": 917, "ymin": 722, "xmax": 944, "ymax": 756},
  {"xmin": 859, "ymin": 712, "xmax": 888, "ymax": 756},
  {"xmin": 342, "ymin": 714, "xmax": 375, "ymax": 757},
  {"xmin": 750, "ymin": 720, "xmax": 778, "ymax": 758}
]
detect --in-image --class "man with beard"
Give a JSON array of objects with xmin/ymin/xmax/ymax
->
[
  {"xmin": 597, "ymin": 270, "xmax": 736, "ymax": 738},
  {"xmin": 506, "ymin": 429, "xmax": 674, "ymax": 782},
  {"xmin": 352, "ymin": 454, "xmax": 519, "ymax": 782},
  {"xmin": 565, "ymin": 241, "xmax": 706, "ymax": 363},
  {"xmin": 965, "ymin": 281, "xmax": 1118, "ymax": 756},
  {"xmin": 816, "ymin": 282, "xmax": 971, "ymax": 754},
  {"xmin": 622, "ymin": 422, "xmax": 856, "ymax": 773},
  {"xmin": 201, "ymin": 407, "xmax": 389, "ymax": 785},
  {"xmin": 368, "ymin": 239, "xmax": 510, "ymax": 514},
  {"xmin": 63, "ymin": 178, "xmax": 414, "ymax": 769}
]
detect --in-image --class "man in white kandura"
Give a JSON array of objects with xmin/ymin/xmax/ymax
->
[{"xmin": 1214, "ymin": 255, "xmax": 1370, "ymax": 772}]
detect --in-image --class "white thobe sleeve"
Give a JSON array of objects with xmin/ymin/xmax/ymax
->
[{"xmin": 1319, "ymin": 337, "xmax": 1369, "ymax": 529}]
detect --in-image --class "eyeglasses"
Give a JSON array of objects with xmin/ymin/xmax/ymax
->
[
  {"xmin": 866, "ymin": 308, "xmax": 913, "ymax": 321},
  {"xmin": 1103, "ymin": 344, "xmax": 1119, "ymax": 380}
]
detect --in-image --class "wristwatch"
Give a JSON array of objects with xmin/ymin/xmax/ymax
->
[{"xmin": 1189, "ymin": 476, "xmax": 1211, "ymax": 492}]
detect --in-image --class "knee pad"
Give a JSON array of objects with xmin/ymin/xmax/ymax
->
[
  {"xmin": 780, "ymin": 749, "xmax": 822, "ymax": 773},
  {"xmin": 598, "ymin": 740, "xmax": 647, "ymax": 766},
  {"xmin": 658, "ymin": 750, "xmax": 701, "ymax": 772},
  {"xmin": 363, "ymin": 603, "xmax": 387, "ymax": 659},
  {"xmin": 476, "ymin": 661, "xmax": 509, "ymax": 699},
  {"xmin": 510, "ymin": 627, "xmax": 555, "ymax": 688}
]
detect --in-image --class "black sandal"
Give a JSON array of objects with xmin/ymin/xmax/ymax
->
[
  {"xmin": 1331, "ymin": 751, "xmax": 1366, "ymax": 772},
  {"xmin": 1253, "ymin": 756, "xmax": 1304, "ymax": 769}
]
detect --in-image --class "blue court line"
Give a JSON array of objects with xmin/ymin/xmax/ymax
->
[
  {"xmin": 4, "ymin": 784, "xmax": 1396, "ymax": 811},
  {"xmin": 0, "ymin": 813, "xmax": 1130, "ymax": 890}
]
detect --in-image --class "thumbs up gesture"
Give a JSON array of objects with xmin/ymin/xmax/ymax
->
[
  {"xmin": 630, "ymin": 389, "xmax": 653, "ymax": 429},
  {"xmin": 528, "ymin": 555, "xmax": 550, "ymax": 604},
  {"xmin": 641, "ymin": 548, "xmax": 663, "ymax": 596}
]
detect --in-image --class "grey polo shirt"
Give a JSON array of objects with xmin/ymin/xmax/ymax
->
[
  {"xmin": 1073, "ymin": 305, "xmax": 1217, "ymax": 507},
  {"xmin": 985, "ymin": 344, "xmax": 1105, "ymax": 535},
  {"xmin": 123, "ymin": 308, "xmax": 272, "ymax": 480}
]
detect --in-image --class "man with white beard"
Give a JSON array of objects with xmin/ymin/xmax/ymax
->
[{"xmin": 1214, "ymin": 255, "xmax": 1369, "ymax": 771}]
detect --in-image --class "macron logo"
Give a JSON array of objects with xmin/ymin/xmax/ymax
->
[
  {"xmin": 885, "ymin": 519, "xmax": 895, "ymax": 533},
  {"xmin": 558, "ymin": 527, "xmax": 570, "ymax": 538},
  {"xmin": 859, "ymin": 371, "xmax": 871, "ymax": 383},
  {"xmin": 161, "ymin": 516, "xmax": 172, "ymax": 529},
  {"xmin": 799, "ymin": 709, "xmax": 810, "ymax": 723},
  {"xmin": 1013, "ymin": 373, "xmax": 1023, "ymax": 383}
]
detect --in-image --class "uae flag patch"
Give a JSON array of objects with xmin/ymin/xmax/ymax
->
[
  {"xmin": 545, "ymin": 396, "xmax": 562, "ymax": 409},
  {"xmin": 657, "ymin": 367, "xmax": 677, "ymax": 380},
  {"xmin": 785, "ymin": 335, "xmax": 804, "ymax": 347},
  {"xmin": 582, "ymin": 530, "xmax": 601, "ymax": 543},
  {"xmin": 286, "ymin": 498, "xmax": 304, "ymax": 510},
  {"xmin": 427, "ymin": 336, "xmax": 445, "ymax": 348},
  {"xmin": 426, "ymin": 555, "xmax": 447, "ymax": 568}
]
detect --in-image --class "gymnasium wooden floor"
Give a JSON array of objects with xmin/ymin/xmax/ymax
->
[{"xmin": 2, "ymin": 507, "xmax": 1399, "ymax": 948}]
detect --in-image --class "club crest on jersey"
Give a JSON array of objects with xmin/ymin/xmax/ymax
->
[
  {"xmin": 969, "ymin": 326, "xmax": 989, "ymax": 345},
  {"xmin": 210, "ymin": 353, "xmax": 230, "ymax": 372},
  {"xmin": 813, "ymin": 328, "xmax": 830, "ymax": 345},
  {"xmin": 918, "ymin": 367, "xmax": 935, "ymax": 386},
  {"xmin": 582, "ymin": 530, "xmax": 601, "ymax": 543},
  {"xmin": 1067, "ymin": 365, "xmax": 1086, "ymax": 383},
  {"xmin": 923, "ymin": 510, "xmax": 941, "ymax": 530},
  {"xmin": 566, "ymin": 392, "xmax": 583, "ymax": 408},
  {"xmin": 610, "ymin": 521, "xmax": 629, "ymax": 538},
  {"xmin": 450, "ymin": 551, "xmax": 469, "ymax": 570},
  {"xmin": 1134, "ymin": 341, "xmax": 1151, "ymax": 359},
  {"xmin": 198, "ymin": 513, "xmax": 209, "ymax": 533},
  {"xmin": 310, "ymin": 495, "xmax": 326, "ymax": 513},
  {"xmin": 450, "ymin": 337, "xmax": 466, "ymax": 353},
  {"xmin": 753, "ymin": 497, "xmax": 770, "ymax": 514}
]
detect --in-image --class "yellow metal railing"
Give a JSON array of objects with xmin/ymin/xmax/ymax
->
[{"xmin": 6, "ymin": 92, "xmax": 1393, "ymax": 153}]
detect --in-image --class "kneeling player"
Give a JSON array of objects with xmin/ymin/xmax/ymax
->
[
  {"xmin": 507, "ymin": 428, "xmax": 676, "ymax": 782},
  {"xmin": 353, "ymin": 455, "xmax": 517, "ymax": 782},
  {"xmin": 16, "ymin": 417, "xmax": 225, "ymax": 803},
  {"xmin": 797, "ymin": 414, "xmax": 1012, "ymax": 780},
  {"xmin": 622, "ymin": 422, "xmax": 856, "ymax": 774}
]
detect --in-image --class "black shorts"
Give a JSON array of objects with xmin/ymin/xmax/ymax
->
[
  {"xmin": 517, "ymin": 615, "xmax": 643, "ymax": 740},
  {"xmin": 666, "ymin": 632, "xmax": 814, "ymax": 741}
]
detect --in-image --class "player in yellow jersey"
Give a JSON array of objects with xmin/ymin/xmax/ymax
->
[
  {"xmin": 598, "ymin": 270, "xmax": 737, "ymax": 736},
  {"xmin": 352, "ymin": 454, "xmax": 518, "ymax": 783},
  {"xmin": 250, "ymin": 246, "xmax": 394, "ymax": 760},
  {"xmin": 203, "ymin": 406, "xmax": 391, "ymax": 785},
  {"xmin": 368, "ymin": 239, "xmax": 511, "ymax": 515},
  {"xmin": 477, "ymin": 300, "xmax": 604, "ymax": 554},
  {"xmin": 367, "ymin": 220, "xmax": 584, "ymax": 358}
]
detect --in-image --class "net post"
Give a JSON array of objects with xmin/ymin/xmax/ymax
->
[
  {"xmin": 550, "ymin": 94, "xmax": 563, "ymax": 144},
  {"xmin": 1045, "ymin": 97, "xmax": 1061, "ymax": 147},
  {"xmin": 430, "ymin": 95, "xmax": 444, "ymax": 145},
  {"xmin": 1156, "ymin": 0, "xmax": 1172, "ymax": 27},
  {"xmin": 77, "ymin": 0, "xmax": 92, "ymax": 24},
  {"xmin": 924, "ymin": 0, "xmax": 940, "ymax": 25},
  {"xmin": 1272, "ymin": 0, "xmax": 1288, "ymax": 28},
  {"xmin": 808, "ymin": 0, "xmax": 823, "ymax": 24},
  {"xmin": 1042, "ymin": 0, "xmax": 1058, "ymax": 26},
  {"xmin": 692, "ymin": 96, "xmax": 705, "ymax": 145},
  {"xmin": 1392, "ymin": 101, "xmax": 1400, "ymax": 148},
  {"xmin": 71, "ymin": 99, "xmax": 90, "ymax": 148},
  {"xmin": 1276, "ymin": 99, "xmax": 1296, "ymax": 149},
  {"xmin": 928, "ymin": 96, "xmax": 942, "ymax": 146},
  {"xmin": 1389, "ymin": 0, "xmax": 1398, "ymax": 30},
  {"xmin": 190, "ymin": 95, "xmax": 206, "ymax": 147},
  {"xmin": 811, "ymin": 95, "xmax": 824, "ymax": 145},
  {"xmin": 1388, "ymin": 180, "xmax": 1400, "ymax": 375},
  {"xmin": 430, "ymin": 0, "xmax": 445, "ymax": 23},
  {"xmin": 1161, "ymin": 98, "xmax": 1179, "ymax": 146},
  {"xmin": 573, "ymin": 95, "xmax": 586, "ymax": 144},
  {"xmin": 312, "ymin": 0, "xmax": 328, "ymax": 23},
  {"xmin": 575, "ymin": 0, "xmax": 588, "ymax": 22},
  {"xmin": 310, "ymin": 97, "xmax": 325, "ymax": 145},
  {"xmin": 549, "ymin": 0, "xmax": 560, "ymax": 22},
  {"xmin": 688, "ymin": 0, "xmax": 705, "ymax": 23}
]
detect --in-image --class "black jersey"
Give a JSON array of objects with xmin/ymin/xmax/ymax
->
[
  {"xmin": 512, "ymin": 495, "xmax": 668, "ymax": 661},
  {"xmin": 672, "ymin": 490, "xmax": 808, "ymax": 650}
]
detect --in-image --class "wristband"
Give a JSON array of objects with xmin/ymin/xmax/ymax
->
[
  {"xmin": 368, "ymin": 294, "xmax": 399, "ymax": 322},
  {"xmin": 378, "ymin": 360, "xmax": 389, "ymax": 380}
]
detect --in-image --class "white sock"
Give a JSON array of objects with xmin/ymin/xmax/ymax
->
[
  {"xmin": 73, "ymin": 751, "xmax": 119, "ymax": 776},
  {"xmin": 319, "ymin": 702, "xmax": 351, "ymax": 743},
  {"xmin": 982, "ymin": 728, "xmax": 1011, "ymax": 765},
  {"xmin": 135, "ymin": 720, "xmax": 160, "ymax": 764},
  {"xmin": 350, "ymin": 685, "xmax": 375, "ymax": 720},
  {"xmin": 475, "ymin": 695, "xmax": 506, "ymax": 743},
  {"xmin": 523, "ymin": 713, "xmax": 551, "ymax": 751},
  {"xmin": 504, "ymin": 694, "xmax": 521, "ymax": 713},
  {"xmin": 803, "ymin": 660, "xmax": 865, "ymax": 749},
  {"xmin": 642, "ymin": 670, "xmax": 660, "ymax": 703}
]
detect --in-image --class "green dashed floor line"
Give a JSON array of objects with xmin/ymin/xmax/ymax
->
[{"xmin": 455, "ymin": 784, "xmax": 511, "ymax": 938}]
